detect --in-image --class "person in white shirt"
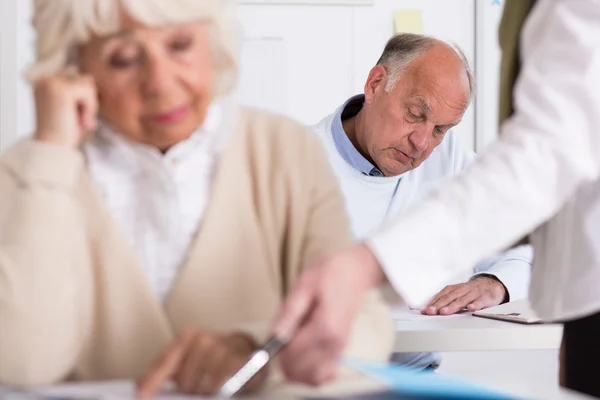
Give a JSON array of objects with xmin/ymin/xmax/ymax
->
[
  {"xmin": 311, "ymin": 34, "xmax": 532, "ymax": 370},
  {"xmin": 273, "ymin": 0, "xmax": 600, "ymax": 397}
]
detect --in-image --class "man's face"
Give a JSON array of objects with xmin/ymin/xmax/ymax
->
[{"xmin": 360, "ymin": 54, "xmax": 471, "ymax": 176}]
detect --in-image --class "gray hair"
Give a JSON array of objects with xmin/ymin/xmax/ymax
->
[
  {"xmin": 376, "ymin": 33, "xmax": 475, "ymax": 100},
  {"xmin": 27, "ymin": 0, "xmax": 239, "ymax": 97}
]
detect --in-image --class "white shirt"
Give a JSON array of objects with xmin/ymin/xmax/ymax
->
[
  {"xmin": 83, "ymin": 100, "xmax": 233, "ymax": 302},
  {"xmin": 313, "ymin": 101, "xmax": 532, "ymax": 301},
  {"xmin": 313, "ymin": 99, "xmax": 533, "ymax": 370},
  {"xmin": 368, "ymin": 0, "xmax": 600, "ymax": 321}
]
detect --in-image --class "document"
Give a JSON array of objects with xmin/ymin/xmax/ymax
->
[
  {"xmin": 392, "ymin": 307, "xmax": 468, "ymax": 321},
  {"xmin": 473, "ymin": 299, "xmax": 543, "ymax": 324},
  {"xmin": 8, "ymin": 381, "xmax": 208, "ymax": 400}
]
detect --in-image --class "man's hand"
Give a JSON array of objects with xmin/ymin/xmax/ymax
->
[
  {"xmin": 421, "ymin": 276, "xmax": 507, "ymax": 315},
  {"xmin": 136, "ymin": 330, "xmax": 266, "ymax": 399},
  {"xmin": 271, "ymin": 243, "xmax": 384, "ymax": 386}
]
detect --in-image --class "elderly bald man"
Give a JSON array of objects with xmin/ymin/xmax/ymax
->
[{"xmin": 309, "ymin": 34, "xmax": 532, "ymax": 372}]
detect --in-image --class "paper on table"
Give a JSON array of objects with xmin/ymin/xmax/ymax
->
[
  {"xmin": 342, "ymin": 358, "xmax": 517, "ymax": 400},
  {"xmin": 393, "ymin": 10, "xmax": 424, "ymax": 34},
  {"xmin": 27, "ymin": 380, "xmax": 210, "ymax": 400},
  {"xmin": 392, "ymin": 308, "xmax": 469, "ymax": 321}
]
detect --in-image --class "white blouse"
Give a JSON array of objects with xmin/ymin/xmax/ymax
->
[{"xmin": 83, "ymin": 100, "xmax": 234, "ymax": 301}]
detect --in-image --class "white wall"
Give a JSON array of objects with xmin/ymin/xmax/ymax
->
[
  {"xmin": 0, "ymin": 0, "xmax": 503, "ymax": 154},
  {"xmin": 0, "ymin": 0, "xmax": 19, "ymax": 150},
  {"xmin": 0, "ymin": 0, "xmax": 35, "ymax": 151},
  {"xmin": 350, "ymin": 0, "xmax": 476, "ymax": 150},
  {"xmin": 237, "ymin": 0, "xmax": 476, "ymax": 149},
  {"xmin": 15, "ymin": 0, "xmax": 36, "ymax": 143},
  {"xmin": 475, "ymin": 0, "xmax": 504, "ymax": 152},
  {"xmin": 237, "ymin": 4, "xmax": 355, "ymax": 127}
]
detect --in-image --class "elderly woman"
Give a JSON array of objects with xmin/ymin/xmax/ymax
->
[{"xmin": 0, "ymin": 0, "xmax": 393, "ymax": 397}]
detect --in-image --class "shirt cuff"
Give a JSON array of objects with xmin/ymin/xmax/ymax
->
[{"xmin": 474, "ymin": 258, "xmax": 531, "ymax": 303}]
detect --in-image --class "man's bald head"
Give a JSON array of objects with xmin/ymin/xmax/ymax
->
[
  {"xmin": 348, "ymin": 33, "xmax": 473, "ymax": 177},
  {"xmin": 376, "ymin": 34, "xmax": 474, "ymax": 100}
]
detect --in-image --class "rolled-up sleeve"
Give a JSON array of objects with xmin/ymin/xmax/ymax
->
[{"xmin": 472, "ymin": 245, "xmax": 533, "ymax": 302}]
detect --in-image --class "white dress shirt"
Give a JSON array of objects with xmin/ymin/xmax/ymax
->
[
  {"xmin": 368, "ymin": 0, "xmax": 600, "ymax": 321},
  {"xmin": 83, "ymin": 100, "xmax": 233, "ymax": 302}
]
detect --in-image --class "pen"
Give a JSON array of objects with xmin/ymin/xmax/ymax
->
[{"xmin": 217, "ymin": 335, "xmax": 288, "ymax": 398}]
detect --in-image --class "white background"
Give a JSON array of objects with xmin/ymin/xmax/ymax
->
[{"xmin": 0, "ymin": 0, "xmax": 503, "ymax": 153}]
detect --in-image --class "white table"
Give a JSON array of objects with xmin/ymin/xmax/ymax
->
[
  {"xmin": 2, "ymin": 377, "xmax": 592, "ymax": 400},
  {"xmin": 393, "ymin": 308, "xmax": 563, "ymax": 352},
  {"xmin": 390, "ymin": 307, "xmax": 593, "ymax": 399},
  {"xmin": 442, "ymin": 370, "xmax": 594, "ymax": 400}
]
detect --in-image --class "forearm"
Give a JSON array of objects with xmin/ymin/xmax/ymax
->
[
  {"xmin": 472, "ymin": 245, "xmax": 532, "ymax": 302},
  {"xmin": 0, "ymin": 140, "xmax": 91, "ymax": 385}
]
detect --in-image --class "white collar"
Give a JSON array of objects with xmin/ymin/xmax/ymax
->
[{"xmin": 87, "ymin": 99, "xmax": 226, "ymax": 172}]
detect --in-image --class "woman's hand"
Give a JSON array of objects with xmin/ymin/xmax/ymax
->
[
  {"xmin": 136, "ymin": 330, "xmax": 267, "ymax": 399},
  {"xmin": 33, "ymin": 67, "xmax": 98, "ymax": 148}
]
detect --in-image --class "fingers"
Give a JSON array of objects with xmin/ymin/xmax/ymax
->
[
  {"xmin": 278, "ymin": 305, "xmax": 342, "ymax": 385},
  {"xmin": 175, "ymin": 334, "xmax": 211, "ymax": 394},
  {"xmin": 139, "ymin": 330, "xmax": 263, "ymax": 398},
  {"xmin": 281, "ymin": 337, "xmax": 337, "ymax": 385},
  {"xmin": 77, "ymin": 81, "xmax": 99, "ymax": 133},
  {"xmin": 137, "ymin": 332, "xmax": 194, "ymax": 399},
  {"xmin": 190, "ymin": 341, "xmax": 229, "ymax": 395},
  {"xmin": 211, "ymin": 334, "xmax": 264, "ymax": 394},
  {"xmin": 69, "ymin": 74, "xmax": 98, "ymax": 134},
  {"xmin": 422, "ymin": 285, "xmax": 465, "ymax": 315},
  {"xmin": 438, "ymin": 292, "xmax": 480, "ymax": 315},
  {"xmin": 172, "ymin": 332, "xmax": 259, "ymax": 396},
  {"xmin": 60, "ymin": 68, "xmax": 98, "ymax": 125},
  {"xmin": 271, "ymin": 269, "xmax": 318, "ymax": 339},
  {"xmin": 210, "ymin": 349, "xmax": 246, "ymax": 393},
  {"xmin": 34, "ymin": 67, "xmax": 99, "ymax": 147},
  {"xmin": 279, "ymin": 335, "xmax": 338, "ymax": 384},
  {"xmin": 467, "ymin": 296, "xmax": 496, "ymax": 312},
  {"xmin": 275, "ymin": 249, "xmax": 369, "ymax": 386},
  {"xmin": 421, "ymin": 280, "xmax": 503, "ymax": 315},
  {"xmin": 421, "ymin": 285, "xmax": 455, "ymax": 314}
]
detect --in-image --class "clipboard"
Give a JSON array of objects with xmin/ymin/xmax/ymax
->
[{"xmin": 473, "ymin": 299, "xmax": 542, "ymax": 325}]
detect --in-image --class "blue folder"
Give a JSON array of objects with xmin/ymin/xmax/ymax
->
[{"xmin": 339, "ymin": 358, "xmax": 520, "ymax": 400}]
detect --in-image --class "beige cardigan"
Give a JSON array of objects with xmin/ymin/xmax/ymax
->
[{"xmin": 0, "ymin": 108, "xmax": 393, "ymax": 387}]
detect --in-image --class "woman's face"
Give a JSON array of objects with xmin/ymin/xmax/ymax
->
[{"xmin": 80, "ymin": 16, "xmax": 213, "ymax": 151}]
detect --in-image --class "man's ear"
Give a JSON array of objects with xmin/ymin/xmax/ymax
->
[{"xmin": 364, "ymin": 65, "xmax": 388, "ymax": 104}]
